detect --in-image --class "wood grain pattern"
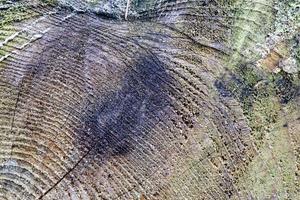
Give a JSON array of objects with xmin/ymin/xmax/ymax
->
[{"xmin": 0, "ymin": 0, "xmax": 299, "ymax": 199}]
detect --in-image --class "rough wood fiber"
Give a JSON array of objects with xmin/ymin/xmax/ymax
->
[{"xmin": 0, "ymin": 0, "xmax": 299, "ymax": 199}]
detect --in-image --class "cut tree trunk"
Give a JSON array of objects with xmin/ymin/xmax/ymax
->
[{"xmin": 0, "ymin": 0, "xmax": 299, "ymax": 199}]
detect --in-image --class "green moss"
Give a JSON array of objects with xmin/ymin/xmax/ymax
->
[
  {"xmin": 40, "ymin": 0, "xmax": 58, "ymax": 6},
  {"xmin": 216, "ymin": 63, "xmax": 293, "ymax": 148},
  {"xmin": 249, "ymin": 96, "xmax": 280, "ymax": 146},
  {"xmin": 220, "ymin": 64, "xmax": 264, "ymax": 109},
  {"xmin": 0, "ymin": 49, "xmax": 6, "ymax": 57},
  {"xmin": 0, "ymin": 6, "xmax": 38, "ymax": 28},
  {"xmin": 237, "ymin": 113, "xmax": 298, "ymax": 199},
  {"xmin": 0, "ymin": 6, "xmax": 42, "ymax": 61},
  {"xmin": 228, "ymin": 0, "xmax": 276, "ymax": 67}
]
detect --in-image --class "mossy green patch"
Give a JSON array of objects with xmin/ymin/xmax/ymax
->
[
  {"xmin": 248, "ymin": 96, "xmax": 280, "ymax": 146},
  {"xmin": 229, "ymin": 0, "xmax": 276, "ymax": 66},
  {"xmin": 40, "ymin": 0, "xmax": 58, "ymax": 6},
  {"xmin": 215, "ymin": 62, "xmax": 299, "ymax": 149},
  {"xmin": 0, "ymin": 49, "xmax": 6, "ymax": 57},
  {"xmin": 0, "ymin": 6, "xmax": 39, "ymax": 28},
  {"xmin": 237, "ymin": 112, "xmax": 298, "ymax": 199}
]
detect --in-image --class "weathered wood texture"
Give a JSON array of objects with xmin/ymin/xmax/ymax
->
[{"xmin": 0, "ymin": 0, "xmax": 299, "ymax": 199}]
